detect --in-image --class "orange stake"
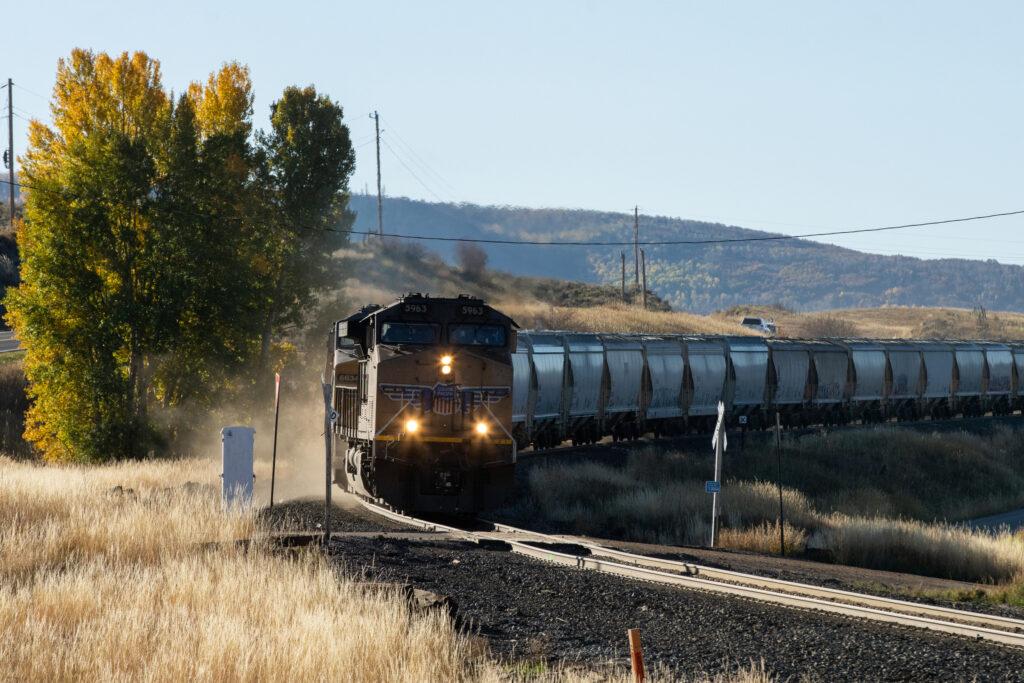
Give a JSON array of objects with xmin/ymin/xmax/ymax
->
[{"xmin": 627, "ymin": 628, "xmax": 645, "ymax": 682}]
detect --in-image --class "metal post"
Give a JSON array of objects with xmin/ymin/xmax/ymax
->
[
  {"xmin": 321, "ymin": 376, "xmax": 333, "ymax": 550},
  {"xmin": 269, "ymin": 372, "xmax": 281, "ymax": 509},
  {"xmin": 775, "ymin": 411, "xmax": 785, "ymax": 556},
  {"xmin": 710, "ymin": 406, "xmax": 724, "ymax": 548}
]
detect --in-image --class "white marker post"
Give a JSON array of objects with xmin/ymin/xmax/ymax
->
[
  {"xmin": 221, "ymin": 426, "xmax": 255, "ymax": 508},
  {"xmin": 709, "ymin": 402, "xmax": 727, "ymax": 547}
]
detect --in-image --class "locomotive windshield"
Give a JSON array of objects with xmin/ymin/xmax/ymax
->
[
  {"xmin": 449, "ymin": 323, "xmax": 507, "ymax": 347},
  {"xmin": 379, "ymin": 322, "xmax": 439, "ymax": 345}
]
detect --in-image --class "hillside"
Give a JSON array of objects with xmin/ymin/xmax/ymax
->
[
  {"xmin": 324, "ymin": 239, "xmax": 752, "ymax": 336},
  {"xmin": 325, "ymin": 239, "xmax": 1024, "ymax": 341},
  {"xmin": 350, "ymin": 195, "xmax": 1024, "ymax": 313}
]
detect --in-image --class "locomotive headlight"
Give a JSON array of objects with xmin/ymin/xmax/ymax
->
[
  {"xmin": 440, "ymin": 354, "xmax": 453, "ymax": 375},
  {"xmin": 440, "ymin": 354, "xmax": 453, "ymax": 366},
  {"xmin": 404, "ymin": 419, "xmax": 420, "ymax": 434},
  {"xmin": 474, "ymin": 421, "xmax": 489, "ymax": 436},
  {"xmin": 440, "ymin": 365, "xmax": 452, "ymax": 376}
]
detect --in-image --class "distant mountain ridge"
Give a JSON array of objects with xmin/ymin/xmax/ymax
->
[{"xmin": 348, "ymin": 194, "xmax": 1024, "ymax": 313}]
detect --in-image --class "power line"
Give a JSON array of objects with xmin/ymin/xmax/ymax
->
[
  {"xmin": 380, "ymin": 139, "xmax": 450, "ymax": 203},
  {"xmin": 8, "ymin": 177, "xmax": 1024, "ymax": 254},
  {"xmin": 379, "ymin": 116, "xmax": 458, "ymax": 194},
  {"xmin": 12, "ymin": 82, "xmax": 49, "ymax": 102}
]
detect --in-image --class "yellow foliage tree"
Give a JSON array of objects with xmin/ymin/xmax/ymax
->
[{"xmin": 6, "ymin": 50, "xmax": 263, "ymax": 461}]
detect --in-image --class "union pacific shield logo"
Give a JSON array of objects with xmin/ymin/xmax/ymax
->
[{"xmin": 379, "ymin": 383, "xmax": 510, "ymax": 415}]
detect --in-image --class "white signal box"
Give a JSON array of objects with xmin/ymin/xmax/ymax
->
[{"xmin": 221, "ymin": 426, "xmax": 255, "ymax": 507}]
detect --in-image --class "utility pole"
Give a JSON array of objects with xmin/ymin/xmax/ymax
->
[
  {"xmin": 6, "ymin": 79, "xmax": 13, "ymax": 229},
  {"xmin": 633, "ymin": 206, "xmax": 640, "ymax": 289},
  {"xmin": 620, "ymin": 252, "xmax": 626, "ymax": 302},
  {"xmin": 371, "ymin": 111, "xmax": 383, "ymax": 238},
  {"xmin": 640, "ymin": 249, "xmax": 648, "ymax": 310}
]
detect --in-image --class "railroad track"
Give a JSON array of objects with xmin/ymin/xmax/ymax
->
[{"xmin": 359, "ymin": 500, "xmax": 1024, "ymax": 648}]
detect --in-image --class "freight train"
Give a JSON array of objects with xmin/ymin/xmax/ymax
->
[{"xmin": 329, "ymin": 294, "xmax": 1024, "ymax": 513}]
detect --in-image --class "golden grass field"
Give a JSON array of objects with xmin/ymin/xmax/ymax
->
[
  {"xmin": 714, "ymin": 305, "xmax": 1024, "ymax": 340},
  {"xmin": 0, "ymin": 456, "xmax": 771, "ymax": 682}
]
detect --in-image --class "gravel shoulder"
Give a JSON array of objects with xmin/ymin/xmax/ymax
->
[{"xmin": 279, "ymin": 500, "xmax": 1024, "ymax": 681}]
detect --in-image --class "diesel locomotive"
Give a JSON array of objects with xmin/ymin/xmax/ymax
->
[{"xmin": 329, "ymin": 294, "xmax": 517, "ymax": 513}]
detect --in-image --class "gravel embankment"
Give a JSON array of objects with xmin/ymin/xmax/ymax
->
[
  {"xmin": 297, "ymin": 503, "xmax": 1024, "ymax": 681},
  {"xmin": 258, "ymin": 497, "xmax": 415, "ymax": 533}
]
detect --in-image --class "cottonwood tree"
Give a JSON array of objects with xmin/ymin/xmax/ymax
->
[
  {"xmin": 6, "ymin": 51, "xmax": 265, "ymax": 461},
  {"xmin": 254, "ymin": 87, "xmax": 355, "ymax": 369}
]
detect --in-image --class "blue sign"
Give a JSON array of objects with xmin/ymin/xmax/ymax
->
[{"xmin": 705, "ymin": 480, "xmax": 721, "ymax": 494}]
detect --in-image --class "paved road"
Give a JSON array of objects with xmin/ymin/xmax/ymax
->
[
  {"xmin": 967, "ymin": 508, "xmax": 1024, "ymax": 533},
  {"xmin": 0, "ymin": 330, "xmax": 20, "ymax": 354}
]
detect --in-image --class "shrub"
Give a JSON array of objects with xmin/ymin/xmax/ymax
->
[{"xmin": 456, "ymin": 241, "xmax": 489, "ymax": 280}]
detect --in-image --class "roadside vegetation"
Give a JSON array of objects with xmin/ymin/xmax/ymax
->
[
  {"xmin": 0, "ymin": 456, "xmax": 774, "ymax": 682},
  {"xmin": 502, "ymin": 428, "xmax": 1024, "ymax": 591}
]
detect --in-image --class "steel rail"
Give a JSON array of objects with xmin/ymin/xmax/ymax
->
[
  {"xmin": 359, "ymin": 500, "xmax": 1024, "ymax": 648},
  {"xmin": 486, "ymin": 520, "xmax": 1024, "ymax": 634}
]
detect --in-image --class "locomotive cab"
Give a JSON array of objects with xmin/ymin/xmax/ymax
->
[{"xmin": 330, "ymin": 294, "xmax": 517, "ymax": 514}]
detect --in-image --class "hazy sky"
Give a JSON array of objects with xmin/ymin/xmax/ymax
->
[{"xmin": 8, "ymin": 1, "xmax": 1024, "ymax": 263}]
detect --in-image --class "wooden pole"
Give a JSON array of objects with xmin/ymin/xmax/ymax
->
[
  {"xmin": 621, "ymin": 251, "xmax": 626, "ymax": 301},
  {"xmin": 6, "ymin": 79, "xmax": 13, "ymax": 229},
  {"xmin": 633, "ymin": 206, "xmax": 640, "ymax": 288},
  {"xmin": 372, "ymin": 111, "xmax": 383, "ymax": 237},
  {"xmin": 627, "ymin": 629, "xmax": 645, "ymax": 682},
  {"xmin": 640, "ymin": 249, "xmax": 648, "ymax": 310},
  {"xmin": 321, "ymin": 376, "xmax": 333, "ymax": 550},
  {"xmin": 269, "ymin": 372, "xmax": 281, "ymax": 509}
]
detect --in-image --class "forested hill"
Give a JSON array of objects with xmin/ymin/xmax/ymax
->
[{"xmin": 349, "ymin": 194, "xmax": 1024, "ymax": 313}]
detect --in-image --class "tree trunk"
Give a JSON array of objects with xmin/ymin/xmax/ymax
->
[{"xmin": 259, "ymin": 275, "xmax": 285, "ymax": 372}]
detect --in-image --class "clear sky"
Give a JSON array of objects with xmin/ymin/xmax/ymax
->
[{"xmin": 7, "ymin": 1, "xmax": 1024, "ymax": 263}]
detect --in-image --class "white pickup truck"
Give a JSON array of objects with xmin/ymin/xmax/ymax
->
[{"xmin": 740, "ymin": 317, "xmax": 777, "ymax": 335}]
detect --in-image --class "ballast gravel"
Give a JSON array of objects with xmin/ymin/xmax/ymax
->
[{"xmin": 327, "ymin": 534, "xmax": 1024, "ymax": 682}]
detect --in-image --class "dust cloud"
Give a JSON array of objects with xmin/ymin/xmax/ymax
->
[{"xmin": 180, "ymin": 374, "xmax": 342, "ymax": 507}]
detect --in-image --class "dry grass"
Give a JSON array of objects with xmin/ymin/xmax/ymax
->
[
  {"xmin": 517, "ymin": 453, "xmax": 813, "ymax": 549},
  {"xmin": 823, "ymin": 515, "xmax": 1024, "ymax": 583},
  {"xmin": 714, "ymin": 304, "xmax": 1024, "ymax": 340},
  {"xmin": 719, "ymin": 522, "xmax": 808, "ymax": 556},
  {"xmin": 510, "ymin": 438, "xmax": 1024, "ymax": 584},
  {"xmin": 498, "ymin": 301, "xmax": 752, "ymax": 335},
  {"xmin": 0, "ymin": 456, "xmax": 777, "ymax": 681},
  {"xmin": 0, "ymin": 457, "xmax": 251, "ymax": 581},
  {"xmin": 0, "ymin": 457, "xmax": 486, "ymax": 682}
]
